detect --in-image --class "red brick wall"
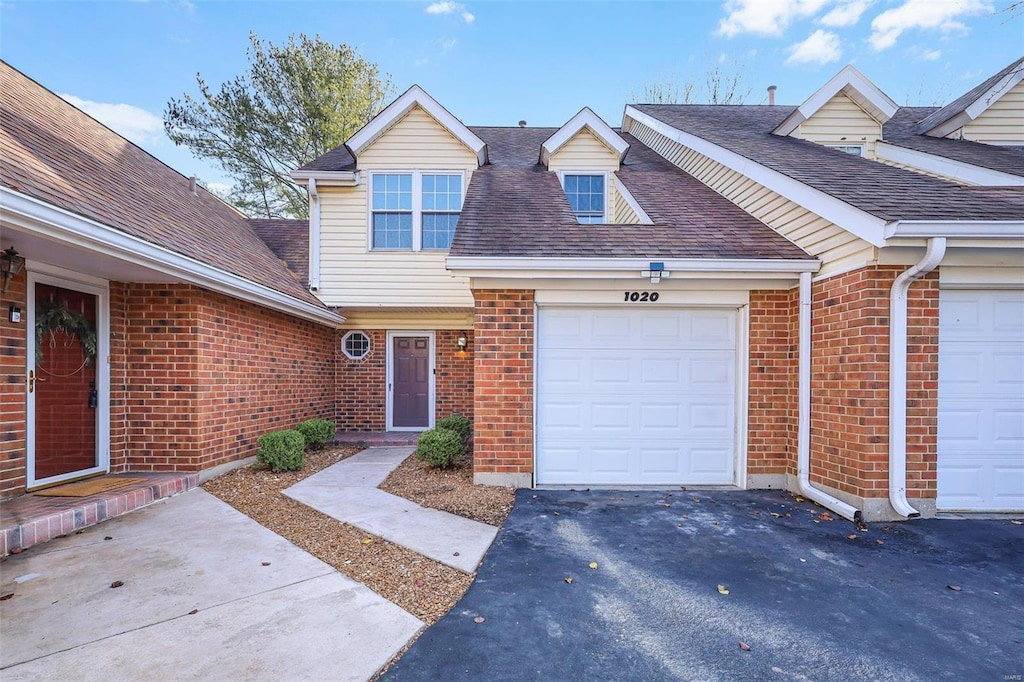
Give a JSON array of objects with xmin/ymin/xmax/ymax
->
[
  {"xmin": 1, "ymin": 268, "xmax": 28, "ymax": 497},
  {"xmin": 335, "ymin": 328, "xmax": 474, "ymax": 431},
  {"xmin": 472, "ymin": 290, "xmax": 534, "ymax": 479},
  {"xmin": 747, "ymin": 289, "xmax": 798, "ymax": 478},
  {"xmin": 810, "ymin": 266, "xmax": 938, "ymax": 500}
]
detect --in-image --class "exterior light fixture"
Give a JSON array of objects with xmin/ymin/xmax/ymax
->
[
  {"xmin": 1, "ymin": 247, "xmax": 25, "ymax": 293},
  {"xmin": 646, "ymin": 261, "xmax": 665, "ymax": 284},
  {"xmin": 456, "ymin": 332, "xmax": 468, "ymax": 352}
]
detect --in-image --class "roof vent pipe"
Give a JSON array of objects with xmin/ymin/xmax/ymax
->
[
  {"xmin": 518, "ymin": 120, "xmax": 527, "ymax": 128},
  {"xmin": 767, "ymin": 85, "xmax": 777, "ymax": 106},
  {"xmin": 189, "ymin": 176, "xmax": 197, "ymax": 195}
]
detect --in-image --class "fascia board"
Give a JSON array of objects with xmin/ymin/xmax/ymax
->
[
  {"xmin": 886, "ymin": 219, "xmax": 1024, "ymax": 239},
  {"xmin": 876, "ymin": 142, "xmax": 1024, "ymax": 186},
  {"xmin": 624, "ymin": 105, "xmax": 889, "ymax": 247},
  {"xmin": 541, "ymin": 107, "xmax": 630, "ymax": 166},
  {"xmin": 1, "ymin": 188, "xmax": 345, "ymax": 326},
  {"xmin": 774, "ymin": 64, "xmax": 898, "ymax": 136},
  {"xmin": 345, "ymin": 85, "xmax": 487, "ymax": 166}
]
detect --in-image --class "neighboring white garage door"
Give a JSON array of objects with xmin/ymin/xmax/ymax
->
[
  {"xmin": 938, "ymin": 289, "xmax": 1024, "ymax": 511},
  {"xmin": 536, "ymin": 307, "xmax": 737, "ymax": 486}
]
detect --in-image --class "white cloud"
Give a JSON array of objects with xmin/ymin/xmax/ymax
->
[
  {"xmin": 59, "ymin": 94, "xmax": 165, "ymax": 146},
  {"xmin": 784, "ymin": 29, "xmax": 843, "ymax": 66},
  {"xmin": 437, "ymin": 37, "xmax": 457, "ymax": 54},
  {"xmin": 919, "ymin": 48, "xmax": 942, "ymax": 61},
  {"xmin": 413, "ymin": 57, "xmax": 431, "ymax": 67},
  {"xmin": 717, "ymin": 0, "xmax": 830, "ymax": 37},
  {"xmin": 869, "ymin": 0, "xmax": 991, "ymax": 51},
  {"xmin": 425, "ymin": 1, "xmax": 474, "ymax": 23},
  {"xmin": 819, "ymin": 0, "xmax": 871, "ymax": 27}
]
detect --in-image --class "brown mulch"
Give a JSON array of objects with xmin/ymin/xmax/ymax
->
[
  {"xmin": 379, "ymin": 454, "xmax": 516, "ymax": 527},
  {"xmin": 202, "ymin": 446, "xmax": 473, "ymax": 624}
]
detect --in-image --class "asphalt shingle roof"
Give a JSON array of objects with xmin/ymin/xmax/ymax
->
[
  {"xmin": 916, "ymin": 57, "xmax": 1024, "ymax": 135},
  {"xmin": 247, "ymin": 218, "xmax": 309, "ymax": 286},
  {"xmin": 634, "ymin": 103, "xmax": 1024, "ymax": 222},
  {"xmin": 0, "ymin": 60, "xmax": 323, "ymax": 308}
]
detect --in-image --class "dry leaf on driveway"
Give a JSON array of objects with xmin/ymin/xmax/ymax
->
[{"xmin": 717, "ymin": 584, "xmax": 730, "ymax": 595}]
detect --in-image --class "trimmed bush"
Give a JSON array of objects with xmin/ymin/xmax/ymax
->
[
  {"xmin": 256, "ymin": 429, "xmax": 306, "ymax": 472},
  {"xmin": 416, "ymin": 428, "xmax": 463, "ymax": 469},
  {"xmin": 297, "ymin": 418, "xmax": 335, "ymax": 451},
  {"xmin": 436, "ymin": 413, "xmax": 472, "ymax": 444}
]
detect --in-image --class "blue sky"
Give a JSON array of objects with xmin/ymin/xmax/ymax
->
[{"xmin": 2, "ymin": 0, "xmax": 1021, "ymax": 191}]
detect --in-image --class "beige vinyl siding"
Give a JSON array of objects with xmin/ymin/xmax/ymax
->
[
  {"xmin": 628, "ymin": 119, "xmax": 875, "ymax": 275},
  {"xmin": 548, "ymin": 128, "xmax": 621, "ymax": 170},
  {"xmin": 794, "ymin": 93, "xmax": 883, "ymax": 158},
  {"xmin": 357, "ymin": 106, "xmax": 479, "ymax": 170},
  {"xmin": 957, "ymin": 80, "xmax": 1024, "ymax": 145},
  {"xmin": 340, "ymin": 310, "xmax": 474, "ymax": 330},
  {"xmin": 611, "ymin": 182, "xmax": 642, "ymax": 224}
]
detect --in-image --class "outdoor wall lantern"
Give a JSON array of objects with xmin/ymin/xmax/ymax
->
[
  {"xmin": 456, "ymin": 332, "xmax": 468, "ymax": 353},
  {"xmin": 644, "ymin": 261, "xmax": 666, "ymax": 285},
  {"xmin": 1, "ymin": 247, "xmax": 26, "ymax": 293}
]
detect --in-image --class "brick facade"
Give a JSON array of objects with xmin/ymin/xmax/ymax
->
[
  {"xmin": 1, "ymin": 269, "xmax": 28, "ymax": 497},
  {"xmin": 335, "ymin": 328, "xmax": 474, "ymax": 432},
  {"xmin": 472, "ymin": 290, "xmax": 534, "ymax": 481}
]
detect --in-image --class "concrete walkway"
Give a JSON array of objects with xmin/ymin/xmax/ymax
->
[
  {"xmin": 284, "ymin": 447, "xmax": 498, "ymax": 574},
  {"xmin": 0, "ymin": 489, "xmax": 423, "ymax": 681}
]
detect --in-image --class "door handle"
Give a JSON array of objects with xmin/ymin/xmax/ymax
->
[{"xmin": 28, "ymin": 369, "xmax": 34, "ymax": 393}]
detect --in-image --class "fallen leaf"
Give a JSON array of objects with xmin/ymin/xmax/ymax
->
[
  {"xmin": 820, "ymin": 513, "xmax": 833, "ymax": 521},
  {"xmin": 589, "ymin": 562, "xmax": 598, "ymax": 569},
  {"xmin": 770, "ymin": 512, "xmax": 783, "ymax": 518},
  {"xmin": 846, "ymin": 534, "xmax": 858, "ymax": 540},
  {"xmin": 948, "ymin": 585, "xmax": 962, "ymax": 592},
  {"xmin": 188, "ymin": 609, "xmax": 198, "ymax": 615},
  {"xmin": 692, "ymin": 497, "xmax": 701, "ymax": 503},
  {"xmin": 104, "ymin": 536, "xmax": 113, "ymax": 541},
  {"xmin": 876, "ymin": 539, "xmax": 884, "ymax": 546},
  {"xmin": 717, "ymin": 584, "xmax": 730, "ymax": 595},
  {"xmin": 0, "ymin": 593, "xmax": 13, "ymax": 601},
  {"xmin": 110, "ymin": 581, "xmax": 124, "ymax": 589},
  {"xmin": 1011, "ymin": 520, "xmax": 1023, "ymax": 525},
  {"xmin": 473, "ymin": 616, "xmax": 485, "ymax": 623},
  {"xmin": 261, "ymin": 562, "xmax": 271, "ymax": 567},
  {"xmin": 564, "ymin": 577, "xmax": 573, "ymax": 584},
  {"xmin": 739, "ymin": 642, "xmax": 751, "ymax": 651},
  {"xmin": 362, "ymin": 539, "xmax": 373, "ymax": 545},
  {"xmin": 415, "ymin": 579, "xmax": 425, "ymax": 587},
  {"xmin": 662, "ymin": 503, "xmax": 671, "ymax": 508},
  {"xmin": 795, "ymin": 495, "xmax": 806, "ymax": 503}
]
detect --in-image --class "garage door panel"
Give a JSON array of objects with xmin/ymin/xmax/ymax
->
[{"xmin": 537, "ymin": 307, "xmax": 738, "ymax": 486}]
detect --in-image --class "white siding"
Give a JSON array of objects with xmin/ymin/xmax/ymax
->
[
  {"xmin": 628, "ymin": 119, "xmax": 875, "ymax": 275},
  {"xmin": 794, "ymin": 93, "xmax": 882, "ymax": 158},
  {"xmin": 958, "ymin": 80, "xmax": 1024, "ymax": 145}
]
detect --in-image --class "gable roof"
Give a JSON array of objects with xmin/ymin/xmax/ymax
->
[
  {"xmin": 773, "ymin": 64, "xmax": 899, "ymax": 137},
  {"xmin": 0, "ymin": 60, "xmax": 331, "ymax": 317},
  {"xmin": 540, "ymin": 107, "xmax": 629, "ymax": 167},
  {"xmin": 344, "ymin": 84, "xmax": 487, "ymax": 166},
  {"xmin": 918, "ymin": 57, "xmax": 1024, "ymax": 137},
  {"xmin": 450, "ymin": 126, "xmax": 810, "ymax": 262}
]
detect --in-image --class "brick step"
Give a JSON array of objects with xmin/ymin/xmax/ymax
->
[{"xmin": 1, "ymin": 473, "xmax": 198, "ymax": 557}]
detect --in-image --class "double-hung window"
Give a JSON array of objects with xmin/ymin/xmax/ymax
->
[
  {"xmin": 562, "ymin": 173, "xmax": 606, "ymax": 224},
  {"xmin": 371, "ymin": 171, "xmax": 463, "ymax": 250}
]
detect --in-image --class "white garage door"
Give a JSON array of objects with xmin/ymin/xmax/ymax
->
[
  {"xmin": 938, "ymin": 290, "xmax": 1024, "ymax": 511},
  {"xmin": 536, "ymin": 307, "xmax": 737, "ymax": 486}
]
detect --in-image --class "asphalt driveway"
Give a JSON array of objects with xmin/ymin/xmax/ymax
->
[{"xmin": 385, "ymin": 489, "xmax": 1023, "ymax": 681}]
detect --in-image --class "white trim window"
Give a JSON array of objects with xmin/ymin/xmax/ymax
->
[
  {"xmin": 828, "ymin": 144, "xmax": 864, "ymax": 156},
  {"xmin": 561, "ymin": 173, "xmax": 607, "ymax": 223},
  {"xmin": 370, "ymin": 171, "xmax": 464, "ymax": 251},
  {"xmin": 341, "ymin": 330, "xmax": 372, "ymax": 360}
]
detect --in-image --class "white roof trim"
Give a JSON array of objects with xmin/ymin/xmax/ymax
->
[
  {"xmin": 447, "ymin": 256, "xmax": 820, "ymax": 278},
  {"xmin": 613, "ymin": 176, "xmax": 654, "ymax": 224},
  {"xmin": 541, "ymin": 107, "xmax": 630, "ymax": 167},
  {"xmin": 885, "ymin": 220, "xmax": 1024, "ymax": 240},
  {"xmin": 773, "ymin": 64, "xmax": 899, "ymax": 137},
  {"xmin": 624, "ymin": 105, "xmax": 889, "ymax": 247},
  {"xmin": 1, "ymin": 188, "xmax": 345, "ymax": 326},
  {"xmin": 290, "ymin": 170, "xmax": 359, "ymax": 185},
  {"xmin": 345, "ymin": 85, "xmax": 487, "ymax": 166},
  {"xmin": 876, "ymin": 142, "xmax": 1024, "ymax": 187},
  {"xmin": 925, "ymin": 63, "xmax": 1024, "ymax": 138}
]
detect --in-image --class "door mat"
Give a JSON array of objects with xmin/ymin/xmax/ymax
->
[{"xmin": 34, "ymin": 477, "xmax": 148, "ymax": 498}]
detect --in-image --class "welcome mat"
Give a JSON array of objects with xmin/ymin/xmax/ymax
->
[{"xmin": 34, "ymin": 477, "xmax": 148, "ymax": 498}]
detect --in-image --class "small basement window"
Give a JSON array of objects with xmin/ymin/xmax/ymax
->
[{"xmin": 342, "ymin": 331, "xmax": 371, "ymax": 360}]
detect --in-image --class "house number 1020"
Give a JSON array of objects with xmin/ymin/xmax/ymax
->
[{"xmin": 624, "ymin": 291, "xmax": 660, "ymax": 302}]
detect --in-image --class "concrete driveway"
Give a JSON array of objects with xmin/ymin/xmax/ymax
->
[
  {"xmin": 384, "ymin": 489, "xmax": 1024, "ymax": 681},
  {"xmin": 0, "ymin": 489, "xmax": 422, "ymax": 681}
]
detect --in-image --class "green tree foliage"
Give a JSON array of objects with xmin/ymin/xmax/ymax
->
[{"xmin": 165, "ymin": 33, "xmax": 394, "ymax": 218}]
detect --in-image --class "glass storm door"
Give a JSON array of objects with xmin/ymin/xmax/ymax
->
[{"xmin": 28, "ymin": 274, "xmax": 108, "ymax": 487}]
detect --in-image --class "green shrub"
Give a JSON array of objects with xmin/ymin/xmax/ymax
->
[
  {"xmin": 416, "ymin": 428, "xmax": 463, "ymax": 469},
  {"xmin": 296, "ymin": 418, "xmax": 335, "ymax": 451},
  {"xmin": 436, "ymin": 413, "xmax": 472, "ymax": 443},
  {"xmin": 256, "ymin": 429, "xmax": 306, "ymax": 472}
]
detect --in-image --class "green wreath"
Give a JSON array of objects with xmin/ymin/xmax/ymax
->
[{"xmin": 35, "ymin": 298, "xmax": 98, "ymax": 367}]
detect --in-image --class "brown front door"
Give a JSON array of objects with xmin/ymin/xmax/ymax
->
[
  {"xmin": 32, "ymin": 282, "xmax": 99, "ymax": 482},
  {"xmin": 392, "ymin": 336, "xmax": 430, "ymax": 428}
]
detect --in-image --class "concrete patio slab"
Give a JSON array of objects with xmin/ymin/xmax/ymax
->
[
  {"xmin": 0, "ymin": 489, "xmax": 422, "ymax": 680},
  {"xmin": 283, "ymin": 447, "xmax": 498, "ymax": 574}
]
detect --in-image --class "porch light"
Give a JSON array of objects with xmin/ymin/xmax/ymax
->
[
  {"xmin": 1, "ymin": 247, "xmax": 25, "ymax": 293},
  {"xmin": 456, "ymin": 332, "xmax": 468, "ymax": 352},
  {"xmin": 644, "ymin": 261, "xmax": 666, "ymax": 284}
]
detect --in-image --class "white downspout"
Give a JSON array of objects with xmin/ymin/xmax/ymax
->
[
  {"xmin": 308, "ymin": 178, "xmax": 321, "ymax": 292},
  {"xmin": 798, "ymin": 271, "xmax": 861, "ymax": 521},
  {"xmin": 888, "ymin": 237, "xmax": 947, "ymax": 518}
]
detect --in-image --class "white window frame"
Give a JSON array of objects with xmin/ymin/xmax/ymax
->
[
  {"xmin": 341, "ymin": 330, "xmax": 372, "ymax": 360},
  {"xmin": 826, "ymin": 144, "xmax": 865, "ymax": 157},
  {"xmin": 557, "ymin": 170, "xmax": 610, "ymax": 224},
  {"xmin": 367, "ymin": 169, "xmax": 467, "ymax": 252}
]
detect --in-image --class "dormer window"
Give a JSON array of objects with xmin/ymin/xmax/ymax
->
[
  {"xmin": 371, "ymin": 171, "xmax": 463, "ymax": 250},
  {"xmin": 562, "ymin": 173, "xmax": 606, "ymax": 224},
  {"xmin": 828, "ymin": 144, "xmax": 864, "ymax": 156}
]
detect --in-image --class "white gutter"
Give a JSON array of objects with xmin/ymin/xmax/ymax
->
[
  {"xmin": 876, "ymin": 142, "xmax": 1024, "ymax": 187},
  {"xmin": 288, "ymin": 170, "xmax": 359, "ymax": 185},
  {"xmin": 797, "ymin": 271, "xmax": 861, "ymax": 522},
  {"xmin": 447, "ymin": 256, "xmax": 821, "ymax": 276},
  {"xmin": 888, "ymin": 237, "xmax": 947, "ymax": 518},
  {"xmin": 307, "ymin": 179, "xmax": 321, "ymax": 291},
  {"xmin": 2, "ymin": 188, "xmax": 345, "ymax": 327},
  {"xmin": 886, "ymin": 220, "xmax": 1024, "ymax": 239}
]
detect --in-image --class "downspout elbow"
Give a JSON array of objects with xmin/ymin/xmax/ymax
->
[{"xmin": 888, "ymin": 237, "xmax": 946, "ymax": 518}]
